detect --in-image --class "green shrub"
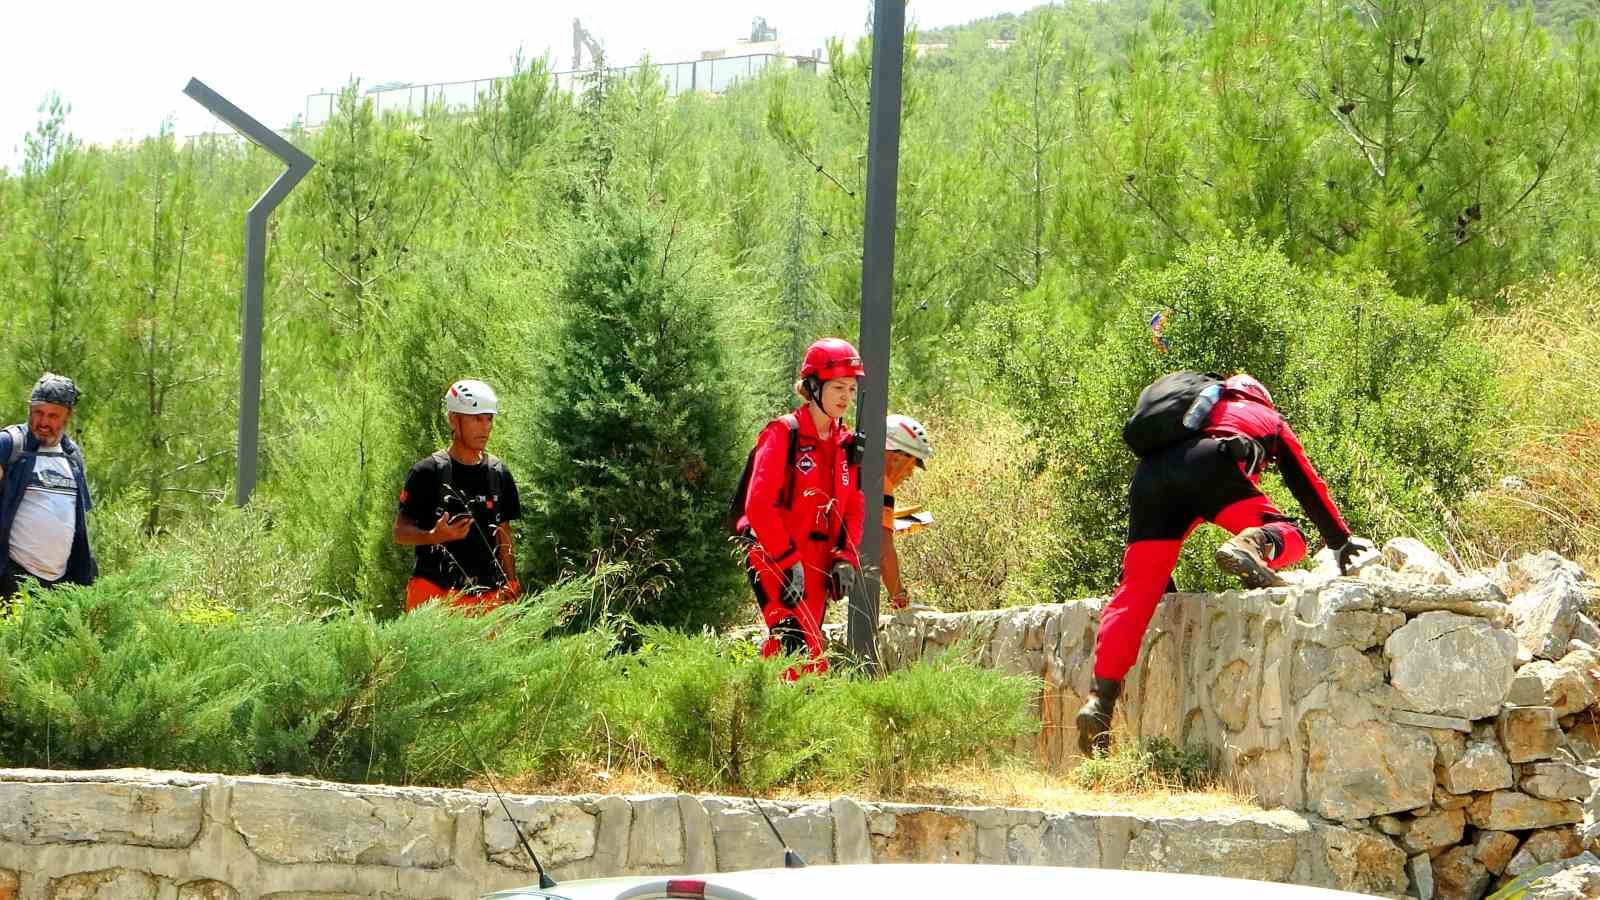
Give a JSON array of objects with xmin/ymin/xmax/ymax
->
[
  {"xmin": 0, "ymin": 561, "xmax": 615, "ymax": 784},
  {"xmin": 602, "ymin": 626, "xmax": 837, "ymax": 792},
  {"xmin": 517, "ymin": 202, "xmax": 748, "ymax": 629},
  {"xmin": 829, "ymin": 650, "xmax": 1040, "ymax": 794},
  {"xmin": 1071, "ymin": 736, "xmax": 1215, "ymax": 792},
  {"xmin": 983, "ymin": 237, "xmax": 1494, "ymax": 595}
]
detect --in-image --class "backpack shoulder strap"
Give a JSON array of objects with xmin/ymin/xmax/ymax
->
[
  {"xmin": 3, "ymin": 424, "xmax": 26, "ymax": 466},
  {"xmin": 778, "ymin": 414, "xmax": 800, "ymax": 507}
]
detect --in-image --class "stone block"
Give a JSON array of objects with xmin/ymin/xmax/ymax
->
[
  {"xmin": 1403, "ymin": 809, "xmax": 1466, "ymax": 854},
  {"xmin": 1434, "ymin": 788, "xmax": 1473, "ymax": 810},
  {"xmin": 484, "ymin": 799, "xmax": 596, "ymax": 870},
  {"xmin": 1375, "ymin": 815, "xmax": 1410, "ymax": 836},
  {"xmin": 1522, "ymin": 762, "xmax": 1600, "ymax": 801},
  {"xmin": 0, "ymin": 782, "xmax": 204, "ymax": 848},
  {"xmin": 230, "ymin": 780, "xmax": 457, "ymax": 868},
  {"xmin": 1385, "ymin": 611, "xmax": 1516, "ymax": 719},
  {"xmin": 1305, "ymin": 710, "xmax": 1435, "ymax": 820},
  {"xmin": 0, "ymin": 870, "xmax": 17, "ymax": 900},
  {"xmin": 1122, "ymin": 813, "xmax": 1304, "ymax": 883},
  {"xmin": 1509, "ymin": 552, "xmax": 1588, "ymax": 593},
  {"xmin": 1567, "ymin": 721, "xmax": 1600, "ymax": 765},
  {"xmin": 1440, "ymin": 741, "xmax": 1514, "ymax": 794},
  {"xmin": 1036, "ymin": 814, "xmax": 1100, "ymax": 867},
  {"xmin": 1499, "ymin": 706, "xmax": 1562, "ymax": 763},
  {"xmin": 1432, "ymin": 846, "xmax": 1491, "ymax": 900},
  {"xmin": 1409, "ymin": 853, "xmax": 1435, "ymax": 900},
  {"xmin": 1316, "ymin": 823, "xmax": 1409, "ymax": 896},
  {"xmin": 1473, "ymin": 830, "xmax": 1520, "ymax": 875},
  {"xmin": 1468, "ymin": 792, "xmax": 1583, "ymax": 831},
  {"xmin": 1507, "ymin": 827, "xmax": 1586, "ymax": 877},
  {"xmin": 706, "ymin": 800, "xmax": 832, "ymax": 871},
  {"xmin": 1509, "ymin": 572, "xmax": 1588, "ymax": 661},
  {"xmin": 829, "ymin": 797, "xmax": 870, "ymax": 865},
  {"xmin": 47, "ymin": 869, "xmax": 159, "ymax": 900},
  {"xmin": 1382, "ymin": 538, "xmax": 1458, "ymax": 585},
  {"xmin": 867, "ymin": 809, "xmax": 975, "ymax": 864},
  {"xmin": 1512, "ymin": 648, "xmax": 1600, "ymax": 717},
  {"xmin": 175, "ymin": 882, "xmax": 236, "ymax": 900},
  {"xmin": 681, "ymin": 796, "xmax": 716, "ymax": 872},
  {"xmin": 627, "ymin": 795, "xmax": 684, "ymax": 869}
]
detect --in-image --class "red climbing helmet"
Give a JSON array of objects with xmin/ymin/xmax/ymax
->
[
  {"xmin": 799, "ymin": 338, "xmax": 866, "ymax": 382},
  {"xmin": 1224, "ymin": 373, "xmax": 1275, "ymax": 409}
]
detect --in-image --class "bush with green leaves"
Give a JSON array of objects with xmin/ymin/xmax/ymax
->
[
  {"xmin": 604, "ymin": 627, "xmax": 1041, "ymax": 795},
  {"xmin": 828, "ymin": 646, "xmax": 1041, "ymax": 794},
  {"xmin": 0, "ymin": 561, "xmax": 615, "ymax": 784},
  {"xmin": 601, "ymin": 626, "xmax": 837, "ymax": 792},
  {"xmin": 518, "ymin": 202, "xmax": 749, "ymax": 629},
  {"xmin": 1072, "ymin": 736, "xmax": 1215, "ymax": 793},
  {"xmin": 983, "ymin": 237, "xmax": 1494, "ymax": 595}
]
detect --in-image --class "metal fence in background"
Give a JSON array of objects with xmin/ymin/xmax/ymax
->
[{"xmin": 302, "ymin": 53, "xmax": 827, "ymax": 128}]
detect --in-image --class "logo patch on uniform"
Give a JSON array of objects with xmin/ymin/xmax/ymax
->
[{"xmin": 796, "ymin": 453, "xmax": 816, "ymax": 474}]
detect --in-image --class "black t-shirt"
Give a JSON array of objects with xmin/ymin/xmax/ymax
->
[{"xmin": 398, "ymin": 452, "xmax": 521, "ymax": 590}]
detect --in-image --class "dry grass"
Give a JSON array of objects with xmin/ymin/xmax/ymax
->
[
  {"xmin": 1455, "ymin": 272, "xmax": 1600, "ymax": 575},
  {"xmin": 490, "ymin": 760, "xmax": 1259, "ymax": 816},
  {"xmin": 893, "ymin": 403, "xmax": 1059, "ymax": 612}
]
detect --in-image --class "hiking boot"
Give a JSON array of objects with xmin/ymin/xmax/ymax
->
[
  {"xmin": 1075, "ymin": 677, "xmax": 1122, "ymax": 757},
  {"xmin": 1215, "ymin": 527, "xmax": 1288, "ymax": 588}
]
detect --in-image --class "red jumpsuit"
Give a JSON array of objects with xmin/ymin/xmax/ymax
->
[
  {"xmin": 739, "ymin": 408, "xmax": 865, "ymax": 676},
  {"xmin": 1093, "ymin": 389, "xmax": 1351, "ymax": 681}
]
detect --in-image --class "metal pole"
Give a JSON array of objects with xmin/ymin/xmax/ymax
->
[
  {"xmin": 848, "ymin": 0, "xmax": 906, "ymax": 674},
  {"xmin": 183, "ymin": 78, "xmax": 315, "ymax": 506}
]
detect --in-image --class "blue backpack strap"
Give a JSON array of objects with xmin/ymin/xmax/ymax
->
[{"xmin": 2, "ymin": 424, "xmax": 26, "ymax": 467}]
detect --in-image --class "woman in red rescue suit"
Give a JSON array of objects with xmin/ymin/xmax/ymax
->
[
  {"xmin": 738, "ymin": 338, "xmax": 867, "ymax": 679},
  {"xmin": 1075, "ymin": 373, "xmax": 1373, "ymax": 755}
]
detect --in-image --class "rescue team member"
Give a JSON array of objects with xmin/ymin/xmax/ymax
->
[
  {"xmin": 394, "ymin": 379, "xmax": 522, "ymax": 613},
  {"xmin": 738, "ymin": 338, "xmax": 866, "ymax": 679},
  {"xmin": 1076, "ymin": 373, "xmax": 1373, "ymax": 755},
  {"xmin": 881, "ymin": 414, "xmax": 932, "ymax": 610}
]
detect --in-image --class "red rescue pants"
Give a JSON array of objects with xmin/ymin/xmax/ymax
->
[
  {"xmin": 1093, "ymin": 438, "xmax": 1309, "ymax": 681},
  {"xmin": 405, "ymin": 576, "xmax": 518, "ymax": 615},
  {"xmin": 745, "ymin": 545, "xmax": 834, "ymax": 678}
]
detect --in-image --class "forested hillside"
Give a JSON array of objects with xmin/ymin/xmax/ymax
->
[{"xmin": 2, "ymin": 0, "xmax": 1598, "ymax": 627}]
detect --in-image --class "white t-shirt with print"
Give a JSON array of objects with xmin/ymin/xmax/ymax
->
[{"xmin": 9, "ymin": 448, "xmax": 77, "ymax": 581}]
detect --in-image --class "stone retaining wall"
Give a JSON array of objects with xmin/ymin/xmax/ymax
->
[
  {"xmin": 873, "ymin": 543, "xmax": 1600, "ymax": 899},
  {"xmin": 0, "ymin": 768, "xmax": 1400, "ymax": 900}
]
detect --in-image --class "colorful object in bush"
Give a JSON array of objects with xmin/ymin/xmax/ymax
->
[{"xmin": 1149, "ymin": 309, "xmax": 1171, "ymax": 353}]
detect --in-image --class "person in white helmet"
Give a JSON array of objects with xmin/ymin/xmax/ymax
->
[
  {"xmin": 393, "ymin": 379, "xmax": 522, "ymax": 613},
  {"xmin": 881, "ymin": 413, "xmax": 932, "ymax": 610}
]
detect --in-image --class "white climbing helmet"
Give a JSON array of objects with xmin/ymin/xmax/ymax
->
[
  {"xmin": 444, "ymin": 379, "xmax": 499, "ymax": 416},
  {"xmin": 886, "ymin": 414, "xmax": 932, "ymax": 468}
]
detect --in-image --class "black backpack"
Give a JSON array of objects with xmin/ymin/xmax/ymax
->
[
  {"xmin": 726, "ymin": 414, "xmax": 800, "ymax": 535},
  {"xmin": 1122, "ymin": 371, "xmax": 1224, "ymax": 457}
]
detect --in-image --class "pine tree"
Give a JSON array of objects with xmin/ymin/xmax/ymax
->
[{"xmin": 519, "ymin": 202, "xmax": 745, "ymax": 629}]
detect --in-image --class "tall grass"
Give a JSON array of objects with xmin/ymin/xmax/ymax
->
[
  {"xmin": 1457, "ymin": 272, "xmax": 1600, "ymax": 573},
  {"xmin": 892, "ymin": 403, "xmax": 1061, "ymax": 610}
]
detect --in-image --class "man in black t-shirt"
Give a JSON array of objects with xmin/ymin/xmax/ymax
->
[{"xmin": 394, "ymin": 379, "xmax": 522, "ymax": 613}]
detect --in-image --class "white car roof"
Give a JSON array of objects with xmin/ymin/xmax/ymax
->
[{"xmin": 483, "ymin": 864, "xmax": 1376, "ymax": 900}]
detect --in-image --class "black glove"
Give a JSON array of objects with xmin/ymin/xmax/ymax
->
[
  {"xmin": 1217, "ymin": 435, "xmax": 1266, "ymax": 477},
  {"xmin": 829, "ymin": 560, "xmax": 859, "ymax": 600},
  {"xmin": 1335, "ymin": 536, "xmax": 1375, "ymax": 575},
  {"xmin": 780, "ymin": 563, "xmax": 805, "ymax": 608}
]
